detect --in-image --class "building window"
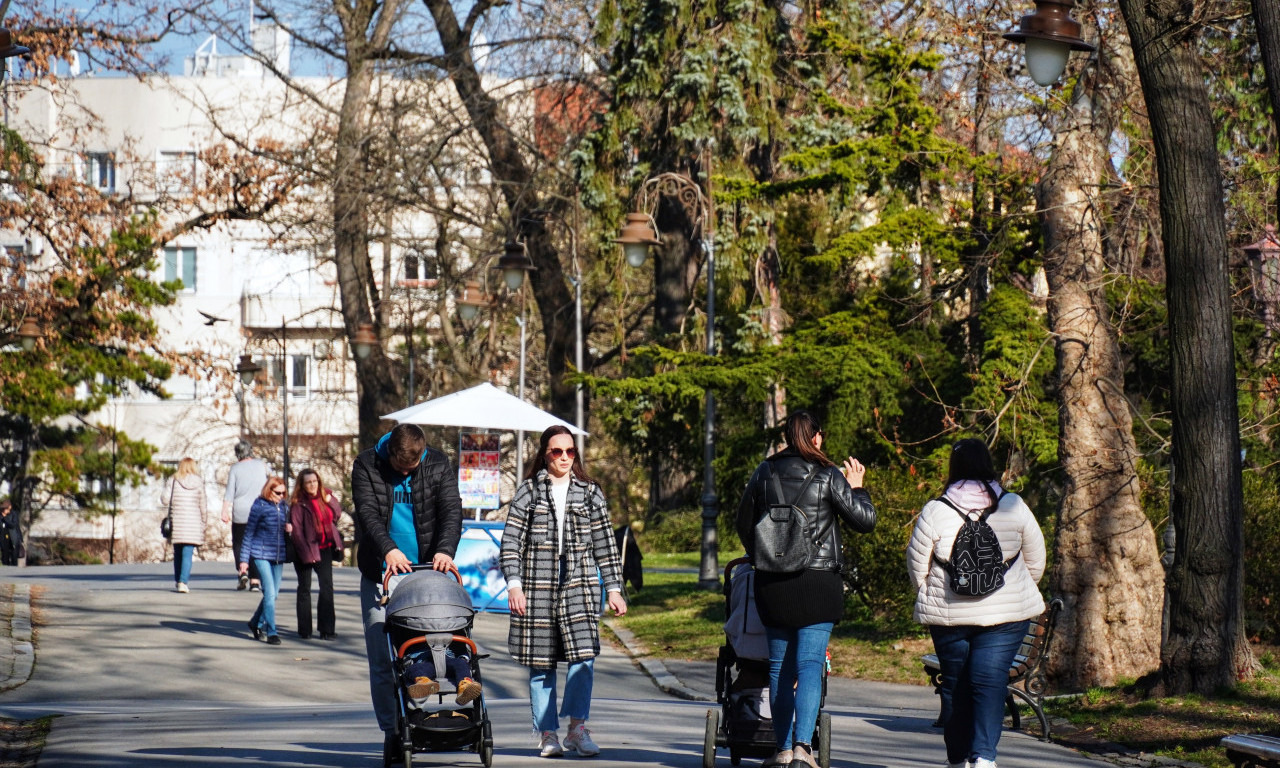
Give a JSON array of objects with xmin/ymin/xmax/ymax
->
[
  {"xmin": 163, "ymin": 247, "xmax": 197, "ymax": 292},
  {"xmin": 84, "ymin": 152, "xmax": 116, "ymax": 192},
  {"xmin": 268, "ymin": 354, "xmax": 310, "ymax": 399},
  {"xmin": 157, "ymin": 150, "xmax": 197, "ymax": 191},
  {"xmin": 404, "ymin": 252, "xmax": 419, "ymax": 280}
]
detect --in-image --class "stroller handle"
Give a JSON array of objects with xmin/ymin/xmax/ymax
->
[
  {"xmin": 380, "ymin": 561, "xmax": 464, "ymax": 605},
  {"xmin": 397, "ymin": 633, "xmax": 479, "ymax": 660}
]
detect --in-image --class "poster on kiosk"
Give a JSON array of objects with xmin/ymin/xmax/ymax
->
[{"xmin": 456, "ymin": 431, "xmax": 508, "ymax": 612}]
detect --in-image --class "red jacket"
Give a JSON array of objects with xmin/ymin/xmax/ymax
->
[{"xmin": 288, "ymin": 492, "xmax": 345, "ymax": 565}]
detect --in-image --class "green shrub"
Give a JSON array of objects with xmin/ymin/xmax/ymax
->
[
  {"xmin": 1243, "ymin": 469, "xmax": 1280, "ymax": 641},
  {"xmin": 641, "ymin": 507, "xmax": 705, "ymax": 553}
]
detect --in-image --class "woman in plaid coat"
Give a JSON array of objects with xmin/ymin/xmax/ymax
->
[{"xmin": 501, "ymin": 426, "xmax": 627, "ymax": 759}]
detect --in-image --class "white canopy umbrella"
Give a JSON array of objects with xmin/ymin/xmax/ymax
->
[{"xmin": 382, "ymin": 382, "xmax": 587, "ymax": 435}]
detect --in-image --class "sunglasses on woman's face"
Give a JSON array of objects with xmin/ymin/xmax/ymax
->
[
  {"xmin": 272, "ymin": 488, "xmax": 286, "ymax": 497},
  {"xmin": 548, "ymin": 447, "xmax": 576, "ymax": 459}
]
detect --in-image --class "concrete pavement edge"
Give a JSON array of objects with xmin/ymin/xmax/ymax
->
[
  {"xmin": 602, "ymin": 617, "xmax": 713, "ymax": 703},
  {"xmin": 1, "ymin": 582, "xmax": 33, "ymax": 691}
]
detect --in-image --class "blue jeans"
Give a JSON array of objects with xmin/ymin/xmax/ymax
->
[
  {"xmin": 173, "ymin": 544, "xmax": 194, "ymax": 584},
  {"xmin": 930, "ymin": 620, "xmax": 1030, "ymax": 765},
  {"xmin": 362, "ymin": 575, "xmax": 399, "ymax": 734},
  {"xmin": 766, "ymin": 622, "xmax": 833, "ymax": 751},
  {"xmin": 248, "ymin": 560, "xmax": 284, "ymax": 638},
  {"xmin": 529, "ymin": 658, "xmax": 594, "ymax": 732}
]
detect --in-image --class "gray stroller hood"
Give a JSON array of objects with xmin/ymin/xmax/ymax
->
[{"xmin": 387, "ymin": 569, "xmax": 475, "ymax": 632}]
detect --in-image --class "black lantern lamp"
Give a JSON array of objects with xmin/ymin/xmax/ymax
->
[{"xmin": 494, "ymin": 240, "xmax": 535, "ymax": 292}]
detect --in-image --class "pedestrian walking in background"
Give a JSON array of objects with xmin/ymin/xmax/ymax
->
[
  {"xmin": 0, "ymin": 499, "xmax": 23, "ymax": 566},
  {"xmin": 735, "ymin": 410, "xmax": 877, "ymax": 768},
  {"xmin": 222, "ymin": 440, "xmax": 269, "ymax": 591},
  {"xmin": 350, "ymin": 423, "xmax": 462, "ymax": 766},
  {"xmin": 166, "ymin": 457, "xmax": 208, "ymax": 593},
  {"xmin": 500, "ymin": 425, "xmax": 627, "ymax": 759},
  {"xmin": 906, "ymin": 438, "xmax": 1046, "ymax": 768},
  {"xmin": 240, "ymin": 476, "xmax": 290, "ymax": 646},
  {"xmin": 288, "ymin": 468, "xmax": 345, "ymax": 640}
]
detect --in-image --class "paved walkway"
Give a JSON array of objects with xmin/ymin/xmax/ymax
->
[{"xmin": 0, "ymin": 565, "xmax": 1203, "ymax": 768}]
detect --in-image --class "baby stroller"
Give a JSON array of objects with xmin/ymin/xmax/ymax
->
[
  {"xmin": 383, "ymin": 566, "xmax": 494, "ymax": 768},
  {"xmin": 703, "ymin": 557, "xmax": 831, "ymax": 768}
]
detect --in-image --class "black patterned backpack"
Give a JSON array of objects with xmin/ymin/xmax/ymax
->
[{"xmin": 932, "ymin": 482, "xmax": 1019, "ymax": 597}]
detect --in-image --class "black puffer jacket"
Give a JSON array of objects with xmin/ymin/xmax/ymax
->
[
  {"xmin": 735, "ymin": 447, "xmax": 877, "ymax": 572},
  {"xmin": 351, "ymin": 442, "xmax": 463, "ymax": 583}
]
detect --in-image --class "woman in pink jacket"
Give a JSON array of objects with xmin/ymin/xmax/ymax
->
[{"xmin": 906, "ymin": 439, "xmax": 1046, "ymax": 768}]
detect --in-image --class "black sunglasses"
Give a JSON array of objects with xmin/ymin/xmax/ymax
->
[{"xmin": 548, "ymin": 447, "xmax": 577, "ymax": 459}]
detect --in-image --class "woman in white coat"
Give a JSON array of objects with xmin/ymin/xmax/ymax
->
[
  {"xmin": 167, "ymin": 457, "xmax": 207, "ymax": 593},
  {"xmin": 906, "ymin": 439, "xmax": 1045, "ymax": 768}
]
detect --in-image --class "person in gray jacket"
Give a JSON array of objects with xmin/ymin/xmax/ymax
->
[
  {"xmin": 222, "ymin": 440, "xmax": 269, "ymax": 591},
  {"xmin": 736, "ymin": 410, "xmax": 877, "ymax": 768},
  {"xmin": 351, "ymin": 423, "xmax": 462, "ymax": 767}
]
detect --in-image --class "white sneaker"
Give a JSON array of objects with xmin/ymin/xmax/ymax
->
[
  {"xmin": 972, "ymin": 759, "xmax": 996, "ymax": 768},
  {"xmin": 176, "ymin": 583, "xmax": 189, "ymax": 593},
  {"xmin": 564, "ymin": 723, "xmax": 599, "ymax": 757},
  {"xmin": 538, "ymin": 731, "xmax": 563, "ymax": 758}
]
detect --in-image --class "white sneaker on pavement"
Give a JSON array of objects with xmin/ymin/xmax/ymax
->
[
  {"xmin": 564, "ymin": 723, "xmax": 599, "ymax": 757},
  {"xmin": 763, "ymin": 749, "xmax": 793, "ymax": 767},
  {"xmin": 176, "ymin": 583, "xmax": 189, "ymax": 593},
  {"xmin": 539, "ymin": 731, "xmax": 563, "ymax": 758},
  {"xmin": 972, "ymin": 759, "xmax": 996, "ymax": 768}
]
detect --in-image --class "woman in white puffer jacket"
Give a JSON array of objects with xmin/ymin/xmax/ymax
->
[{"xmin": 906, "ymin": 439, "xmax": 1046, "ymax": 768}]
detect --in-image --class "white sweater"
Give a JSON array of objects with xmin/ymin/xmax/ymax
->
[{"xmin": 906, "ymin": 487, "xmax": 1046, "ymax": 627}]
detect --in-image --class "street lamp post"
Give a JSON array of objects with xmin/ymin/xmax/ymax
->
[
  {"xmin": 615, "ymin": 171, "xmax": 720, "ymax": 590},
  {"xmin": 452, "ymin": 242, "xmax": 536, "ymax": 476},
  {"xmin": 234, "ymin": 316, "xmax": 296, "ymax": 492}
]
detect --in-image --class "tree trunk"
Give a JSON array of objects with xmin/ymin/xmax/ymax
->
[
  {"xmin": 1040, "ymin": 63, "xmax": 1164, "ymax": 688},
  {"xmin": 331, "ymin": 0, "xmax": 407, "ymax": 450},
  {"xmin": 1253, "ymin": 0, "xmax": 1280, "ymax": 219},
  {"xmin": 1115, "ymin": 0, "xmax": 1254, "ymax": 692},
  {"xmin": 421, "ymin": 0, "xmax": 578, "ymax": 421}
]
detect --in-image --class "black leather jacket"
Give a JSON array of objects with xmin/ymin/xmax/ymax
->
[
  {"xmin": 351, "ymin": 442, "xmax": 462, "ymax": 583},
  {"xmin": 735, "ymin": 447, "xmax": 877, "ymax": 572}
]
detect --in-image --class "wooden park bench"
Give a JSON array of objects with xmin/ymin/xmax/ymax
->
[
  {"xmin": 921, "ymin": 597, "xmax": 1065, "ymax": 741},
  {"xmin": 1222, "ymin": 734, "xmax": 1280, "ymax": 768}
]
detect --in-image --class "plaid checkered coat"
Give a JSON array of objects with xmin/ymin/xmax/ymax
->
[{"xmin": 500, "ymin": 471, "xmax": 623, "ymax": 668}]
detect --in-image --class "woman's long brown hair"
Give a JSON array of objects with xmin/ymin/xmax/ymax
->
[
  {"xmin": 524, "ymin": 425, "xmax": 594, "ymax": 484},
  {"xmin": 785, "ymin": 410, "xmax": 835, "ymax": 468},
  {"xmin": 291, "ymin": 468, "xmax": 328, "ymax": 506}
]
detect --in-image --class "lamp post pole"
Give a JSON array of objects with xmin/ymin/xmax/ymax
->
[
  {"xmin": 280, "ymin": 316, "xmax": 290, "ymax": 493},
  {"xmin": 615, "ymin": 171, "xmax": 720, "ymax": 589}
]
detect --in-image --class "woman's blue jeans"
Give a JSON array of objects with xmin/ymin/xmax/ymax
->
[
  {"xmin": 172, "ymin": 544, "xmax": 194, "ymax": 584},
  {"xmin": 248, "ymin": 560, "xmax": 284, "ymax": 638},
  {"xmin": 929, "ymin": 620, "xmax": 1030, "ymax": 765},
  {"xmin": 766, "ymin": 622, "xmax": 833, "ymax": 751},
  {"xmin": 529, "ymin": 658, "xmax": 594, "ymax": 732}
]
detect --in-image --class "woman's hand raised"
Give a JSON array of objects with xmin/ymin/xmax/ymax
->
[{"xmin": 842, "ymin": 457, "xmax": 865, "ymax": 488}]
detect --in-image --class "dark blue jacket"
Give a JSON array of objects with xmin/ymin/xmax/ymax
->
[{"xmin": 240, "ymin": 497, "xmax": 288, "ymax": 564}]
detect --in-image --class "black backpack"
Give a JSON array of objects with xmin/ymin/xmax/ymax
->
[
  {"xmin": 751, "ymin": 465, "xmax": 820, "ymax": 574},
  {"xmin": 932, "ymin": 482, "xmax": 1020, "ymax": 597}
]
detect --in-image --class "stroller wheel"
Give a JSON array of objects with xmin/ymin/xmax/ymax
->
[
  {"xmin": 479, "ymin": 720, "xmax": 494, "ymax": 767},
  {"xmin": 703, "ymin": 709, "xmax": 719, "ymax": 768},
  {"xmin": 816, "ymin": 711, "xmax": 832, "ymax": 768}
]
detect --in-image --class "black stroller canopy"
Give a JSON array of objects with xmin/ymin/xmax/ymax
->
[{"xmin": 387, "ymin": 570, "xmax": 475, "ymax": 632}]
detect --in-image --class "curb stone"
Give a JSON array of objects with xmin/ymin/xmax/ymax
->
[
  {"xmin": 1, "ymin": 583, "xmax": 33, "ymax": 691},
  {"xmin": 602, "ymin": 617, "xmax": 712, "ymax": 702}
]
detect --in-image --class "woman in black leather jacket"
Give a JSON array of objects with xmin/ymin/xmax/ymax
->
[{"xmin": 735, "ymin": 410, "xmax": 877, "ymax": 768}]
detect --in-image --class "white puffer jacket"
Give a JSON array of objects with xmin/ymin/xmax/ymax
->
[{"xmin": 907, "ymin": 481, "xmax": 1046, "ymax": 627}]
